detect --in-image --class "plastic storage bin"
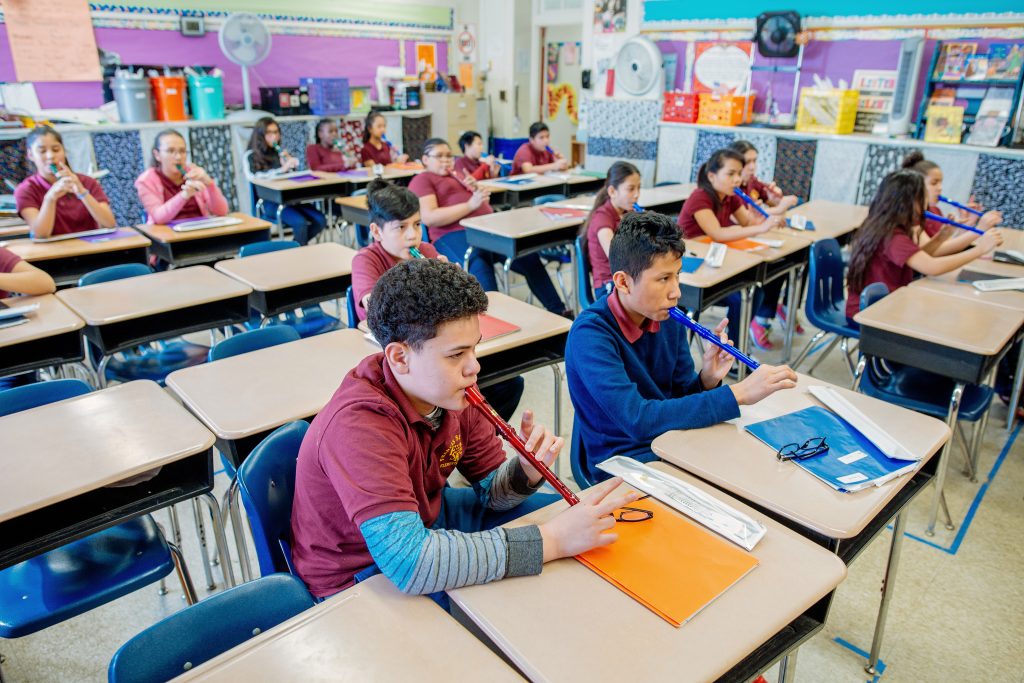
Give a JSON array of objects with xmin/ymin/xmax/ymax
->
[
  {"xmin": 187, "ymin": 75, "xmax": 225, "ymax": 121},
  {"xmin": 300, "ymin": 77, "xmax": 350, "ymax": 116},
  {"xmin": 259, "ymin": 86, "xmax": 311, "ymax": 116},
  {"xmin": 796, "ymin": 88, "xmax": 860, "ymax": 135},
  {"xmin": 349, "ymin": 86, "xmax": 372, "ymax": 114},
  {"xmin": 111, "ymin": 76, "xmax": 154, "ymax": 123},
  {"xmin": 492, "ymin": 137, "xmax": 528, "ymax": 161},
  {"xmin": 663, "ymin": 91, "xmax": 699, "ymax": 123},
  {"xmin": 697, "ymin": 93, "xmax": 755, "ymax": 126},
  {"xmin": 150, "ymin": 76, "xmax": 187, "ymax": 121}
]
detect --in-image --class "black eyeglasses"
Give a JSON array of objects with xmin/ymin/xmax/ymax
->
[
  {"xmin": 615, "ymin": 495, "xmax": 655, "ymax": 523},
  {"xmin": 776, "ymin": 437, "xmax": 829, "ymax": 462}
]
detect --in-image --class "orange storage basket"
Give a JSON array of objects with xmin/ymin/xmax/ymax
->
[
  {"xmin": 150, "ymin": 76, "xmax": 187, "ymax": 121},
  {"xmin": 697, "ymin": 93, "xmax": 755, "ymax": 127}
]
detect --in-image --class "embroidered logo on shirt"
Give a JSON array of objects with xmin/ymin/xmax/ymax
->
[
  {"xmin": 749, "ymin": 188, "xmax": 761, "ymax": 200},
  {"xmin": 438, "ymin": 433, "xmax": 463, "ymax": 470}
]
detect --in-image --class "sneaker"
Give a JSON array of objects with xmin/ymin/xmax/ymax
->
[
  {"xmin": 776, "ymin": 304, "xmax": 805, "ymax": 334},
  {"xmin": 749, "ymin": 319, "xmax": 774, "ymax": 351}
]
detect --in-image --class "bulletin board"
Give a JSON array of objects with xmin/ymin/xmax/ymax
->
[{"xmin": 3, "ymin": 0, "xmax": 102, "ymax": 82}]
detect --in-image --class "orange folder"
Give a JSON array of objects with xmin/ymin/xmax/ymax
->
[
  {"xmin": 479, "ymin": 313, "xmax": 520, "ymax": 342},
  {"xmin": 693, "ymin": 235, "xmax": 768, "ymax": 251},
  {"xmin": 576, "ymin": 498, "xmax": 758, "ymax": 627},
  {"xmin": 540, "ymin": 207, "xmax": 589, "ymax": 220}
]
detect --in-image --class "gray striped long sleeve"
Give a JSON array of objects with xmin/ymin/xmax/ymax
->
[{"xmin": 473, "ymin": 457, "xmax": 543, "ymax": 511}]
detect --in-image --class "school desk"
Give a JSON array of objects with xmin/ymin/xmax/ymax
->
[
  {"xmin": 0, "ymin": 293, "xmax": 84, "ymax": 377},
  {"xmin": 135, "ymin": 212, "xmax": 273, "ymax": 268},
  {"xmin": 780, "ymin": 200, "xmax": 869, "ymax": 245},
  {"xmin": 56, "ymin": 266, "xmax": 252, "ymax": 386},
  {"xmin": 1, "ymin": 230, "xmax": 151, "ymax": 287},
  {"xmin": 175, "ymin": 575, "xmax": 522, "ymax": 682},
  {"xmin": 550, "ymin": 183, "xmax": 697, "ymax": 216},
  {"xmin": 745, "ymin": 233, "xmax": 814, "ymax": 364},
  {"xmin": 0, "ymin": 380, "xmax": 231, "ymax": 585},
  {"xmin": 447, "ymin": 462, "xmax": 847, "ymax": 683},
  {"xmin": 339, "ymin": 164, "xmax": 421, "ymax": 187},
  {"xmin": 0, "ymin": 222, "xmax": 29, "ymax": 240},
  {"xmin": 214, "ymin": 242, "xmax": 356, "ymax": 319},
  {"xmin": 651, "ymin": 373, "xmax": 950, "ymax": 674},
  {"xmin": 908, "ymin": 266, "xmax": 1024, "ymax": 312},
  {"xmin": 856, "ymin": 288, "xmax": 1024, "ymax": 529},
  {"xmin": 478, "ymin": 173, "xmax": 567, "ymax": 207},
  {"xmin": 335, "ymin": 194, "xmax": 371, "ymax": 228},
  {"xmin": 562, "ymin": 172, "xmax": 606, "ymax": 197}
]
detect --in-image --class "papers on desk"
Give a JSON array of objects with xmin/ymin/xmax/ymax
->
[
  {"xmin": 0, "ymin": 301, "xmax": 39, "ymax": 329},
  {"xmin": 971, "ymin": 277, "xmax": 1024, "ymax": 292},
  {"xmin": 493, "ymin": 173, "xmax": 537, "ymax": 185},
  {"xmin": 787, "ymin": 215, "xmax": 816, "ymax": 231},
  {"xmin": 993, "ymin": 249, "xmax": 1024, "ymax": 266},
  {"xmin": 694, "ymin": 236, "xmax": 768, "ymax": 252},
  {"xmin": 31, "ymin": 227, "xmax": 117, "ymax": 243},
  {"xmin": 807, "ymin": 386, "xmax": 916, "ymax": 460},
  {"xmin": 744, "ymin": 405, "xmax": 918, "ymax": 493},
  {"xmin": 749, "ymin": 236, "xmax": 785, "ymax": 248},
  {"xmin": 275, "ymin": 172, "xmax": 321, "ymax": 183},
  {"xmin": 361, "ymin": 313, "xmax": 520, "ymax": 346},
  {"xmin": 167, "ymin": 216, "xmax": 244, "ymax": 232},
  {"xmin": 540, "ymin": 207, "xmax": 588, "ymax": 221}
]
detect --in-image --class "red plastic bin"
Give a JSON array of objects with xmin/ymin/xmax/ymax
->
[
  {"xmin": 150, "ymin": 76, "xmax": 187, "ymax": 121},
  {"xmin": 663, "ymin": 92, "xmax": 699, "ymax": 123}
]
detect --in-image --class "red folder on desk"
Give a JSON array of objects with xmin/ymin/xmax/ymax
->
[
  {"xmin": 478, "ymin": 314, "xmax": 520, "ymax": 342},
  {"xmin": 694, "ymin": 236, "xmax": 768, "ymax": 252},
  {"xmin": 576, "ymin": 498, "xmax": 758, "ymax": 627},
  {"xmin": 540, "ymin": 207, "xmax": 589, "ymax": 221}
]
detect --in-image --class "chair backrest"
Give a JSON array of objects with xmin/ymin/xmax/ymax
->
[
  {"xmin": 533, "ymin": 193, "xmax": 567, "ymax": 206},
  {"xmin": 860, "ymin": 282, "xmax": 890, "ymax": 311},
  {"xmin": 107, "ymin": 573, "xmax": 315, "ymax": 683},
  {"xmin": 0, "ymin": 379, "xmax": 92, "ymax": 418},
  {"xmin": 569, "ymin": 416, "xmax": 595, "ymax": 488},
  {"xmin": 654, "ymin": 181, "xmax": 678, "ymax": 187},
  {"xmin": 421, "ymin": 224, "xmax": 430, "ymax": 243},
  {"xmin": 208, "ymin": 326, "xmax": 300, "ymax": 362},
  {"xmin": 239, "ymin": 240, "xmax": 300, "ymax": 258},
  {"xmin": 805, "ymin": 238, "xmax": 845, "ymax": 324},
  {"xmin": 345, "ymin": 285, "xmax": 359, "ymax": 329},
  {"xmin": 78, "ymin": 263, "xmax": 153, "ymax": 287},
  {"xmin": 574, "ymin": 235, "xmax": 595, "ymax": 310},
  {"xmin": 237, "ymin": 421, "xmax": 309, "ymax": 576}
]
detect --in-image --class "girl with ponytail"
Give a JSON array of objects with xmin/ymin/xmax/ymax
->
[{"xmin": 582, "ymin": 161, "xmax": 641, "ymax": 298}]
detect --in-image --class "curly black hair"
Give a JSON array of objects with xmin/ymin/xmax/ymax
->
[
  {"xmin": 367, "ymin": 259, "xmax": 488, "ymax": 349},
  {"xmin": 609, "ymin": 211, "xmax": 685, "ymax": 281},
  {"xmin": 367, "ymin": 178, "xmax": 419, "ymax": 226}
]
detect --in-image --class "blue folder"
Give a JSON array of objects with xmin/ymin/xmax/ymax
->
[
  {"xmin": 744, "ymin": 406, "xmax": 917, "ymax": 493},
  {"xmin": 680, "ymin": 256, "xmax": 704, "ymax": 274}
]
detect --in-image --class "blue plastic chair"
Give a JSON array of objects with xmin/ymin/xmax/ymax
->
[
  {"xmin": 791, "ymin": 239, "xmax": 861, "ymax": 378},
  {"xmin": 569, "ymin": 416, "xmax": 595, "ymax": 489},
  {"xmin": 351, "ymin": 188, "xmax": 371, "ymax": 247},
  {"xmin": 236, "ymin": 421, "xmax": 309, "ymax": 576},
  {"xmin": 853, "ymin": 283, "xmax": 992, "ymax": 531},
  {"xmin": 574, "ymin": 235, "xmax": 595, "ymax": 310},
  {"xmin": 238, "ymin": 240, "xmax": 341, "ymax": 338},
  {"xmin": 107, "ymin": 574, "xmax": 315, "ymax": 683},
  {"xmin": 78, "ymin": 265, "xmax": 208, "ymax": 386},
  {"xmin": 208, "ymin": 326, "xmax": 300, "ymax": 362},
  {"xmin": 0, "ymin": 383, "xmax": 196, "ymax": 642},
  {"xmin": 0, "ymin": 378, "xmax": 91, "ymax": 417},
  {"xmin": 346, "ymin": 285, "xmax": 359, "ymax": 329}
]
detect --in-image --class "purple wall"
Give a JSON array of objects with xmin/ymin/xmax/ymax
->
[{"xmin": 0, "ymin": 21, "xmax": 447, "ymax": 109}]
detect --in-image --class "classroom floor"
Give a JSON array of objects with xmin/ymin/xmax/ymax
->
[{"xmin": 2, "ymin": 280, "xmax": 1023, "ymax": 683}]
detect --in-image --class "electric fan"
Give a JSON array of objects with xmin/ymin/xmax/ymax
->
[
  {"xmin": 218, "ymin": 12, "xmax": 272, "ymax": 118},
  {"xmin": 615, "ymin": 36, "xmax": 664, "ymax": 99},
  {"xmin": 754, "ymin": 11, "xmax": 801, "ymax": 59}
]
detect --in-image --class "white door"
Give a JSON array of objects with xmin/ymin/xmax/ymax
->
[{"xmin": 541, "ymin": 25, "xmax": 583, "ymax": 159}]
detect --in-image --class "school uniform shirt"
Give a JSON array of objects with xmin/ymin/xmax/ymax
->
[
  {"xmin": 511, "ymin": 143, "xmax": 554, "ymax": 176},
  {"xmin": 290, "ymin": 353, "xmax": 542, "ymax": 597},
  {"xmin": 0, "ymin": 246, "xmax": 23, "ymax": 299},
  {"xmin": 454, "ymin": 156, "xmax": 491, "ymax": 181},
  {"xmin": 586, "ymin": 199, "xmax": 624, "ymax": 289},
  {"xmin": 360, "ymin": 141, "xmax": 394, "ymax": 166},
  {"xmin": 15, "ymin": 173, "xmax": 110, "ymax": 236},
  {"xmin": 351, "ymin": 240, "xmax": 440, "ymax": 321},
  {"xmin": 134, "ymin": 167, "xmax": 228, "ymax": 224},
  {"xmin": 565, "ymin": 290, "xmax": 740, "ymax": 480},
  {"xmin": 677, "ymin": 187, "xmax": 744, "ymax": 239},
  {"xmin": 741, "ymin": 176, "xmax": 771, "ymax": 202},
  {"xmin": 924, "ymin": 203, "xmax": 944, "ymax": 237},
  {"xmin": 408, "ymin": 171, "xmax": 493, "ymax": 242},
  {"xmin": 306, "ymin": 143, "xmax": 349, "ymax": 172},
  {"xmin": 845, "ymin": 228, "xmax": 920, "ymax": 319}
]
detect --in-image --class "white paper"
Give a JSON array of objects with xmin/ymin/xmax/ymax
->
[
  {"xmin": 838, "ymin": 472, "xmax": 869, "ymax": 484},
  {"xmin": 838, "ymin": 450, "xmax": 867, "ymax": 465},
  {"xmin": 807, "ymin": 385, "xmax": 918, "ymax": 461}
]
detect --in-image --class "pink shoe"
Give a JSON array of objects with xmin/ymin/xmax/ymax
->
[
  {"xmin": 749, "ymin": 320, "xmax": 774, "ymax": 351},
  {"xmin": 776, "ymin": 304, "xmax": 805, "ymax": 334}
]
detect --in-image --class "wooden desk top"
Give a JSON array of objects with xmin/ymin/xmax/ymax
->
[
  {"xmin": 135, "ymin": 212, "xmax": 272, "ymax": 244},
  {"xmin": 1, "ymin": 230, "xmax": 151, "ymax": 262},
  {"xmin": 1000, "ymin": 228, "xmax": 1024, "ymax": 251},
  {"xmin": 638, "ymin": 183, "xmax": 697, "ymax": 207},
  {"xmin": 680, "ymin": 240, "xmax": 763, "ymax": 290},
  {"xmin": 335, "ymin": 194, "xmax": 368, "ymax": 209},
  {"xmin": 57, "ymin": 265, "xmax": 252, "ymax": 326},
  {"xmin": 781, "ymin": 200, "xmax": 868, "ymax": 242},
  {"xmin": 480, "ymin": 291, "xmax": 572, "ymax": 353},
  {"xmin": 448, "ymin": 463, "xmax": 846, "ymax": 683},
  {"xmin": 479, "ymin": 174, "xmax": 565, "ymax": 193},
  {"xmin": 854, "ymin": 285, "xmax": 1024, "ymax": 356},
  {"xmin": 0, "ymin": 294, "xmax": 83, "ymax": 348},
  {"xmin": 651, "ymin": 374, "xmax": 950, "ymax": 539},
  {"xmin": 0, "ymin": 224, "xmax": 29, "ymax": 239},
  {"xmin": 461, "ymin": 206, "xmax": 583, "ymax": 237},
  {"xmin": 214, "ymin": 243, "xmax": 356, "ymax": 292},
  {"xmin": 746, "ymin": 232, "xmax": 812, "ymax": 263},
  {"xmin": 250, "ymin": 170, "xmax": 351, "ymax": 191},
  {"xmin": 342, "ymin": 165, "xmax": 421, "ymax": 184},
  {"xmin": 909, "ymin": 269, "xmax": 1024, "ymax": 312},
  {"xmin": 176, "ymin": 575, "xmax": 522, "ymax": 682},
  {"xmin": 0, "ymin": 380, "xmax": 214, "ymax": 524}
]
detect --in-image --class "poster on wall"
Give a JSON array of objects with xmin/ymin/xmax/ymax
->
[
  {"xmin": 415, "ymin": 42, "xmax": 438, "ymax": 80},
  {"xmin": 692, "ymin": 42, "xmax": 752, "ymax": 94},
  {"xmin": 456, "ymin": 24, "xmax": 477, "ymax": 64},
  {"xmin": 547, "ymin": 83, "xmax": 579, "ymax": 124},
  {"xmin": 594, "ymin": 0, "xmax": 627, "ymax": 33},
  {"xmin": 3, "ymin": 0, "xmax": 102, "ymax": 82},
  {"xmin": 593, "ymin": 33, "xmax": 622, "ymax": 99},
  {"xmin": 547, "ymin": 43, "xmax": 561, "ymax": 83}
]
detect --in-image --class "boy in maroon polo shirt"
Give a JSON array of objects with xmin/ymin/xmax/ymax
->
[
  {"xmin": 511, "ymin": 122, "xmax": 569, "ymax": 176},
  {"xmin": 291, "ymin": 259, "xmax": 634, "ymax": 598}
]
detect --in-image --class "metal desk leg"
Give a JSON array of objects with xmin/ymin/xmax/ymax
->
[
  {"xmin": 928, "ymin": 382, "xmax": 964, "ymax": 535},
  {"xmin": 191, "ymin": 498, "xmax": 216, "ymax": 590},
  {"xmin": 1007, "ymin": 340, "xmax": 1024, "ymax": 430},
  {"xmin": 551, "ymin": 363, "xmax": 563, "ymax": 437},
  {"xmin": 867, "ymin": 511, "xmax": 907, "ymax": 674},
  {"xmin": 778, "ymin": 648, "xmax": 798, "ymax": 683},
  {"xmin": 463, "ymin": 247, "xmax": 474, "ymax": 273},
  {"xmin": 781, "ymin": 266, "xmax": 802, "ymax": 364},
  {"xmin": 502, "ymin": 258, "xmax": 512, "ymax": 295},
  {"xmin": 571, "ymin": 253, "xmax": 580, "ymax": 315},
  {"xmin": 198, "ymin": 492, "xmax": 236, "ymax": 587},
  {"xmin": 274, "ymin": 204, "xmax": 285, "ymax": 240},
  {"xmin": 223, "ymin": 478, "xmax": 254, "ymax": 583},
  {"xmin": 736, "ymin": 286, "xmax": 753, "ymax": 380}
]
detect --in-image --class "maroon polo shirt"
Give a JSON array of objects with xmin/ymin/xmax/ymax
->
[
  {"xmin": 677, "ymin": 187, "xmax": 744, "ymax": 239},
  {"xmin": 408, "ymin": 170, "xmax": 493, "ymax": 242},
  {"xmin": 0, "ymin": 246, "xmax": 24, "ymax": 299},
  {"xmin": 360, "ymin": 141, "xmax": 394, "ymax": 166},
  {"xmin": 586, "ymin": 199, "xmax": 625, "ymax": 289},
  {"xmin": 607, "ymin": 287, "xmax": 661, "ymax": 343},
  {"xmin": 845, "ymin": 228, "xmax": 920, "ymax": 319},
  {"xmin": 512, "ymin": 143, "xmax": 554, "ymax": 176},
  {"xmin": 454, "ymin": 156, "xmax": 491, "ymax": 181},
  {"xmin": 290, "ymin": 353, "xmax": 509, "ymax": 597},
  {"xmin": 15, "ymin": 173, "xmax": 110, "ymax": 236},
  {"xmin": 351, "ymin": 240, "xmax": 440, "ymax": 321},
  {"xmin": 307, "ymin": 143, "xmax": 349, "ymax": 172},
  {"xmin": 740, "ymin": 176, "xmax": 771, "ymax": 203}
]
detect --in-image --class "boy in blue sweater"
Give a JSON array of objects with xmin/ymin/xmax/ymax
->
[{"xmin": 566, "ymin": 211, "xmax": 798, "ymax": 481}]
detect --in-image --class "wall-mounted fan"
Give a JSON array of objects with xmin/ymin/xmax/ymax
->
[
  {"xmin": 615, "ymin": 36, "xmax": 664, "ymax": 99},
  {"xmin": 755, "ymin": 11, "xmax": 801, "ymax": 59},
  {"xmin": 218, "ymin": 12, "xmax": 272, "ymax": 117}
]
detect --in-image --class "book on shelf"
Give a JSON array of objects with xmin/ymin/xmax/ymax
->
[
  {"xmin": 966, "ymin": 114, "xmax": 1008, "ymax": 147},
  {"xmin": 924, "ymin": 105, "xmax": 964, "ymax": 144},
  {"xmin": 986, "ymin": 43, "xmax": 1023, "ymax": 80},
  {"xmin": 964, "ymin": 56, "xmax": 989, "ymax": 81},
  {"xmin": 935, "ymin": 42, "xmax": 977, "ymax": 80}
]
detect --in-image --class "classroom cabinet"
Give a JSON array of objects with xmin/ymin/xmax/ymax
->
[{"xmin": 424, "ymin": 92, "xmax": 479, "ymax": 146}]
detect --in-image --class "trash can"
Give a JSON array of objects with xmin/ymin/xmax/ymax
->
[
  {"xmin": 111, "ymin": 76, "xmax": 154, "ymax": 123},
  {"xmin": 150, "ymin": 76, "xmax": 187, "ymax": 121},
  {"xmin": 187, "ymin": 74, "xmax": 225, "ymax": 121}
]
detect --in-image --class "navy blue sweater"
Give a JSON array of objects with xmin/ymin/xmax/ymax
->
[{"xmin": 565, "ymin": 294, "xmax": 741, "ymax": 481}]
